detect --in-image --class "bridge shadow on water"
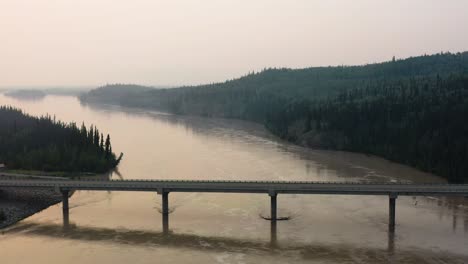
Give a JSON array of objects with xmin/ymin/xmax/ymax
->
[{"xmin": 4, "ymin": 221, "xmax": 467, "ymax": 263}]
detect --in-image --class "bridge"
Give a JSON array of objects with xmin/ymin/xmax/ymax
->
[{"xmin": 1, "ymin": 178, "xmax": 468, "ymax": 234}]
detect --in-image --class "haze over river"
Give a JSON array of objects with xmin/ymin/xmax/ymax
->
[{"xmin": 0, "ymin": 94, "xmax": 467, "ymax": 263}]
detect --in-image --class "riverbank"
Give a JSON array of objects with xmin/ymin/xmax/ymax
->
[
  {"xmin": 1, "ymin": 170, "xmax": 95, "ymax": 179},
  {"xmin": 0, "ymin": 171, "xmax": 113, "ymax": 229},
  {"xmin": 0, "ymin": 172, "xmax": 66, "ymax": 229},
  {"xmin": 0, "ymin": 187, "xmax": 62, "ymax": 229}
]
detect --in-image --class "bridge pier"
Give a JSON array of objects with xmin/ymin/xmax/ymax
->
[
  {"xmin": 160, "ymin": 191, "xmax": 169, "ymax": 234},
  {"xmin": 387, "ymin": 230, "xmax": 395, "ymax": 255},
  {"xmin": 269, "ymin": 192, "xmax": 277, "ymax": 222},
  {"xmin": 389, "ymin": 194, "xmax": 397, "ymax": 233},
  {"xmin": 270, "ymin": 219, "xmax": 278, "ymax": 248},
  {"xmin": 61, "ymin": 190, "xmax": 69, "ymax": 226}
]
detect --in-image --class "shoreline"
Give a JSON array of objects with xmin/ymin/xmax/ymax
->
[
  {"xmin": 0, "ymin": 171, "xmax": 113, "ymax": 229},
  {"xmin": 0, "ymin": 187, "xmax": 63, "ymax": 229}
]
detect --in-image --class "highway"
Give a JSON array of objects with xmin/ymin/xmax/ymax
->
[{"xmin": 1, "ymin": 179, "xmax": 468, "ymax": 196}]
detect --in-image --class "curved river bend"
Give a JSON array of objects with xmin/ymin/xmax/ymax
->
[{"xmin": 0, "ymin": 94, "xmax": 467, "ymax": 264}]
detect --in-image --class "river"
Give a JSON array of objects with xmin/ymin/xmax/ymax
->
[{"xmin": 0, "ymin": 94, "xmax": 467, "ymax": 263}]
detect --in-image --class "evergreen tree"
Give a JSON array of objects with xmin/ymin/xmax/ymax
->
[
  {"xmin": 0, "ymin": 107, "xmax": 121, "ymax": 173},
  {"xmin": 105, "ymin": 134, "xmax": 111, "ymax": 159},
  {"xmin": 100, "ymin": 133, "xmax": 104, "ymax": 152}
]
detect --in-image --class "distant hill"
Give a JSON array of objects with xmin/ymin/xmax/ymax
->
[
  {"xmin": 5, "ymin": 90, "xmax": 46, "ymax": 100},
  {"xmin": 81, "ymin": 84, "xmax": 154, "ymax": 105},
  {"xmin": 81, "ymin": 52, "xmax": 468, "ymax": 117},
  {"xmin": 80, "ymin": 52, "xmax": 468, "ymax": 182},
  {"xmin": 43, "ymin": 87, "xmax": 92, "ymax": 96},
  {"xmin": 2, "ymin": 87, "xmax": 93, "ymax": 97}
]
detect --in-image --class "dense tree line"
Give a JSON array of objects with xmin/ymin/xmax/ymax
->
[
  {"xmin": 80, "ymin": 52, "xmax": 468, "ymax": 182},
  {"xmin": 0, "ymin": 106, "xmax": 121, "ymax": 173},
  {"xmin": 265, "ymin": 74, "xmax": 468, "ymax": 182}
]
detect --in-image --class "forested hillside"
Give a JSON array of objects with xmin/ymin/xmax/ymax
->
[
  {"xmin": 82, "ymin": 84, "xmax": 153, "ymax": 105},
  {"xmin": 81, "ymin": 52, "xmax": 468, "ymax": 118},
  {"xmin": 0, "ymin": 106, "xmax": 121, "ymax": 173},
  {"xmin": 80, "ymin": 52, "xmax": 468, "ymax": 182},
  {"xmin": 267, "ymin": 74, "xmax": 468, "ymax": 182}
]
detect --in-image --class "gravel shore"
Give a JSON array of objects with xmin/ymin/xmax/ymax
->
[{"xmin": 0, "ymin": 187, "xmax": 63, "ymax": 229}]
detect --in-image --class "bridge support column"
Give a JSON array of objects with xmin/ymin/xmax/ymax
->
[
  {"xmin": 389, "ymin": 194, "xmax": 397, "ymax": 233},
  {"xmin": 387, "ymin": 230, "xmax": 395, "ymax": 255},
  {"xmin": 61, "ymin": 190, "xmax": 69, "ymax": 226},
  {"xmin": 269, "ymin": 192, "xmax": 277, "ymax": 222},
  {"xmin": 270, "ymin": 218, "xmax": 277, "ymax": 248},
  {"xmin": 161, "ymin": 191, "xmax": 169, "ymax": 234},
  {"xmin": 269, "ymin": 191, "xmax": 278, "ymax": 247}
]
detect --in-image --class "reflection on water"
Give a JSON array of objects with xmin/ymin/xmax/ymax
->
[
  {"xmin": 8, "ymin": 221, "xmax": 281, "ymax": 252},
  {"xmin": 0, "ymin": 95, "xmax": 468, "ymax": 263},
  {"xmin": 3, "ymin": 220, "xmax": 467, "ymax": 263}
]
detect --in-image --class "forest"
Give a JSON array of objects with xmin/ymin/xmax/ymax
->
[
  {"xmin": 0, "ymin": 106, "xmax": 121, "ymax": 173},
  {"xmin": 266, "ymin": 74, "xmax": 468, "ymax": 182},
  {"xmin": 80, "ymin": 52, "xmax": 468, "ymax": 182}
]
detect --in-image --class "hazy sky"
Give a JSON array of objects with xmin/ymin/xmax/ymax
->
[{"xmin": 1, "ymin": 0, "xmax": 468, "ymax": 87}]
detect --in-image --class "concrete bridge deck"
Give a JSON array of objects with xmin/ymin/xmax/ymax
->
[
  {"xmin": 1, "ymin": 179, "xmax": 468, "ymax": 195},
  {"xmin": 1, "ymin": 178, "xmax": 468, "ymax": 233}
]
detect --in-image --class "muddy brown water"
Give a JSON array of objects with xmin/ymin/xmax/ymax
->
[{"xmin": 0, "ymin": 94, "xmax": 467, "ymax": 263}]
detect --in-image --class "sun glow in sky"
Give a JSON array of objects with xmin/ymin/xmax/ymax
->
[{"xmin": 1, "ymin": 0, "xmax": 468, "ymax": 87}]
